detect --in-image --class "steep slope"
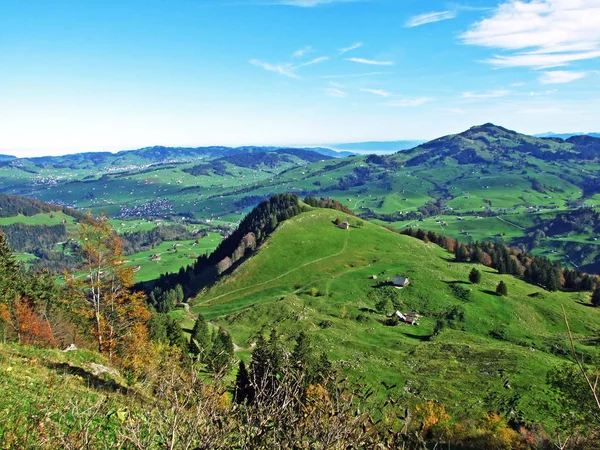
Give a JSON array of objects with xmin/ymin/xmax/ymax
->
[{"xmin": 191, "ymin": 207, "xmax": 600, "ymax": 428}]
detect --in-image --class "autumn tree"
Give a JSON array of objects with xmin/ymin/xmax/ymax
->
[{"xmin": 66, "ymin": 214, "xmax": 151, "ymax": 361}]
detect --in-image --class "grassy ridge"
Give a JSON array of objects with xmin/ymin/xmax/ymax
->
[{"xmin": 191, "ymin": 208, "xmax": 600, "ymax": 428}]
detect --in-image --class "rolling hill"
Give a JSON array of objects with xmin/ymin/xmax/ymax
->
[{"xmin": 188, "ymin": 204, "xmax": 600, "ymax": 429}]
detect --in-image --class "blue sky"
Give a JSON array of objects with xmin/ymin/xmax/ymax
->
[{"xmin": 1, "ymin": 0, "xmax": 599, "ymax": 156}]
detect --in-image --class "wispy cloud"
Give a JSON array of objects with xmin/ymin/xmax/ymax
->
[
  {"xmin": 539, "ymin": 70, "xmax": 588, "ymax": 84},
  {"xmin": 249, "ymin": 59, "xmax": 299, "ymax": 78},
  {"xmin": 462, "ymin": 89, "xmax": 511, "ymax": 99},
  {"xmin": 346, "ymin": 57, "xmax": 394, "ymax": 66},
  {"xmin": 385, "ymin": 97, "xmax": 434, "ymax": 107},
  {"xmin": 329, "ymin": 81, "xmax": 344, "ymax": 88},
  {"xmin": 510, "ymin": 82, "xmax": 525, "ymax": 87},
  {"xmin": 339, "ymin": 42, "xmax": 362, "ymax": 54},
  {"xmin": 321, "ymin": 71, "xmax": 391, "ymax": 79},
  {"xmin": 461, "ymin": 0, "xmax": 600, "ymax": 68},
  {"xmin": 296, "ymin": 56, "xmax": 329, "ymax": 68},
  {"xmin": 360, "ymin": 88, "xmax": 391, "ymax": 97},
  {"xmin": 325, "ymin": 87, "xmax": 347, "ymax": 97},
  {"xmin": 406, "ymin": 10, "xmax": 457, "ymax": 27},
  {"xmin": 293, "ymin": 46, "xmax": 313, "ymax": 58},
  {"xmin": 249, "ymin": 55, "xmax": 329, "ymax": 78}
]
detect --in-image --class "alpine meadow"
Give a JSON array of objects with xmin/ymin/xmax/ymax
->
[{"xmin": 2, "ymin": 0, "xmax": 600, "ymax": 449}]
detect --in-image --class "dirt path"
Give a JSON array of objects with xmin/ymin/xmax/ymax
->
[
  {"xmin": 196, "ymin": 230, "xmax": 351, "ymax": 305},
  {"xmin": 496, "ymin": 216, "xmax": 525, "ymax": 230}
]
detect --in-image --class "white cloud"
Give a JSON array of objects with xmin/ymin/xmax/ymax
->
[
  {"xmin": 329, "ymin": 81, "xmax": 344, "ymax": 87},
  {"xmin": 325, "ymin": 88, "xmax": 347, "ymax": 97},
  {"xmin": 346, "ymin": 57, "xmax": 394, "ymax": 66},
  {"xmin": 461, "ymin": 0, "xmax": 600, "ymax": 68},
  {"xmin": 510, "ymin": 82, "xmax": 525, "ymax": 86},
  {"xmin": 249, "ymin": 59, "xmax": 299, "ymax": 78},
  {"xmin": 339, "ymin": 42, "xmax": 363, "ymax": 54},
  {"xmin": 539, "ymin": 70, "xmax": 588, "ymax": 84},
  {"xmin": 406, "ymin": 10, "xmax": 457, "ymax": 27},
  {"xmin": 462, "ymin": 89, "xmax": 511, "ymax": 99},
  {"xmin": 249, "ymin": 55, "xmax": 329, "ymax": 78},
  {"xmin": 385, "ymin": 97, "xmax": 434, "ymax": 107},
  {"xmin": 296, "ymin": 56, "xmax": 329, "ymax": 68},
  {"xmin": 360, "ymin": 88, "xmax": 391, "ymax": 97},
  {"xmin": 293, "ymin": 46, "xmax": 313, "ymax": 58}
]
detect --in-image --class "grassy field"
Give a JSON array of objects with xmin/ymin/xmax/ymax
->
[{"xmin": 189, "ymin": 207, "xmax": 600, "ymax": 429}]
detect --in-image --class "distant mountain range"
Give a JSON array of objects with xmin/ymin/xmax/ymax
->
[
  {"xmin": 0, "ymin": 145, "xmax": 349, "ymax": 172},
  {"xmin": 536, "ymin": 132, "xmax": 600, "ymax": 139},
  {"xmin": 326, "ymin": 140, "xmax": 425, "ymax": 153}
]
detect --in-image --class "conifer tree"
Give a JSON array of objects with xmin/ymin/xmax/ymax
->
[
  {"xmin": 591, "ymin": 288, "xmax": 600, "ymax": 307},
  {"xmin": 189, "ymin": 313, "xmax": 210, "ymax": 356},
  {"xmin": 496, "ymin": 281, "xmax": 508, "ymax": 296},
  {"xmin": 234, "ymin": 360, "xmax": 254, "ymax": 404},
  {"xmin": 207, "ymin": 327, "xmax": 234, "ymax": 375},
  {"xmin": 469, "ymin": 268, "xmax": 482, "ymax": 284}
]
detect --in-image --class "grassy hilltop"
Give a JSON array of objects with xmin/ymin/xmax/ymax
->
[{"xmin": 191, "ymin": 206, "xmax": 600, "ymax": 427}]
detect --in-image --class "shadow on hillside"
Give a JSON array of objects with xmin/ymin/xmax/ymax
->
[
  {"xmin": 481, "ymin": 289, "xmax": 500, "ymax": 296},
  {"xmin": 442, "ymin": 280, "xmax": 471, "ymax": 286},
  {"xmin": 359, "ymin": 307, "xmax": 378, "ymax": 314},
  {"xmin": 400, "ymin": 331, "xmax": 430, "ymax": 342},
  {"xmin": 576, "ymin": 301, "xmax": 596, "ymax": 308},
  {"xmin": 44, "ymin": 361, "xmax": 132, "ymax": 395}
]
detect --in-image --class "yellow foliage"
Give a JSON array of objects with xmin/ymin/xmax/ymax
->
[{"xmin": 415, "ymin": 401, "xmax": 450, "ymax": 432}]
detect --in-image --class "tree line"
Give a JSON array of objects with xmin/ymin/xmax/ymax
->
[{"xmin": 403, "ymin": 227, "xmax": 598, "ymax": 293}]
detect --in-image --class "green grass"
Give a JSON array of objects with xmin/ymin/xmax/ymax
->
[{"xmin": 189, "ymin": 208, "xmax": 600, "ymax": 429}]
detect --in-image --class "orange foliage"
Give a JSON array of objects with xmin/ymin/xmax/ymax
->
[
  {"xmin": 13, "ymin": 300, "xmax": 56, "ymax": 347},
  {"xmin": 415, "ymin": 401, "xmax": 451, "ymax": 434}
]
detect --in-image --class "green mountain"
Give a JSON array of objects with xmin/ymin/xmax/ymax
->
[
  {"xmin": 4, "ymin": 123, "xmax": 600, "ymax": 272},
  {"xmin": 189, "ymin": 203, "xmax": 600, "ymax": 429}
]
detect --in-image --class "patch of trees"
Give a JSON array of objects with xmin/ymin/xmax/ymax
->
[
  {"xmin": 337, "ymin": 167, "xmax": 375, "ymax": 190},
  {"xmin": 403, "ymin": 227, "xmax": 598, "ymax": 292},
  {"xmin": 453, "ymin": 149, "xmax": 487, "ymax": 164},
  {"xmin": 121, "ymin": 224, "xmax": 199, "ymax": 255},
  {"xmin": 303, "ymin": 196, "xmax": 354, "ymax": 215},
  {"xmin": 148, "ymin": 284, "xmax": 184, "ymax": 313},
  {"xmin": 0, "ymin": 223, "xmax": 67, "ymax": 253},
  {"xmin": 359, "ymin": 210, "xmax": 423, "ymax": 222},
  {"xmin": 0, "ymin": 193, "xmax": 85, "ymax": 220},
  {"xmin": 152, "ymin": 194, "xmax": 306, "ymax": 296},
  {"xmin": 183, "ymin": 160, "xmax": 230, "ymax": 177}
]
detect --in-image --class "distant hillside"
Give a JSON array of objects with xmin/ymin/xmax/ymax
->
[
  {"xmin": 536, "ymin": 132, "xmax": 600, "ymax": 139},
  {"xmin": 0, "ymin": 193, "xmax": 85, "ymax": 220},
  {"xmin": 1, "ymin": 145, "xmax": 343, "ymax": 172},
  {"xmin": 328, "ymin": 140, "xmax": 425, "ymax": 153}
]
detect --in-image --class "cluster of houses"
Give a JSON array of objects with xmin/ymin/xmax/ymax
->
[{"xmin": 392, "ymin": 310, "xmax": 420, "ymax": 325}]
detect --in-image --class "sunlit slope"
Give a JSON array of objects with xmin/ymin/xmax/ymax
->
[{"xmin": 191, "ymin": 207, "xmax": 600, "ymax": 426}]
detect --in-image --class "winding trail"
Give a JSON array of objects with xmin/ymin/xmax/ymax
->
[{"xmin": 196, "ymin": 230, "xmax": 351, "ymax": 305}]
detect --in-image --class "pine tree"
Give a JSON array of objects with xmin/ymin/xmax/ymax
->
[
  {"xmin": 496, "ymin": 281, "xmax": 508, "ymax": 296},
  {"xmin": 291, "ymin": 331, "xmax": 312, "ymax": 372},
  {"xmin": 207, "ymin": 327, "xmax": 234, "ymax": 375},
  {"xmin": 189, "ymin": 313, "xmax": 210, "ymax": 356},
  {"xmin": 234, "ymin": 360, "xmax": 254, "ymax": 404},
  {"xmin": 469, "ymin": 268, "xmax": 482, "ymax": 284},
  {"xmin": 591, "ymin": 288, "xmax": 600, "ymax": 307}
]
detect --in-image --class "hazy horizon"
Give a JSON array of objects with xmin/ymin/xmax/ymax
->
[{"xmin": 2, "ymin": 0, "xmax": 599, "ymax": 157}]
